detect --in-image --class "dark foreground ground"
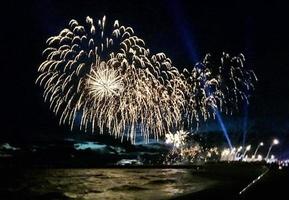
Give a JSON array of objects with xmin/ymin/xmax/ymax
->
[
  {"xmin": 172, "ymin": 164, "xmax": 289, "ymax": 199},
  {"xmin": 0, "ymin": 163, "xmax": 288, "ymax": 200}
]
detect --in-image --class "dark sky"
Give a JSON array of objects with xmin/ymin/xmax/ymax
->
[{"xmin": 2, "ymin": 0, "xmax": 289, "ymax": 154}]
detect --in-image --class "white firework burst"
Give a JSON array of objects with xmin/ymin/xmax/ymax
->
[
  {"xmin": 87, "ymin": 61, "xmax": 123, "ymax": 99},
  {"xmin": 165, "ymin": 130, "xmax": 188, "ymax": 149}
]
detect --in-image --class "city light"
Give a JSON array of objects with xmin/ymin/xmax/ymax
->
[
  {"xmin": 253, "ymin": 142, "xmax": 264, "ymax": 159},
  {"xmin": 273, "ymin": 139, "xmax": 279, "ymax": 145},
  {"xmin": 265, "ymin": 138, "xmax": 279, "ymax": 161}
]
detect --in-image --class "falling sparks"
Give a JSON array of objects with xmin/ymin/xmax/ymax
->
[
  {"xmin": 165, "ymin": 130, "xmax": 188, "ymax": 149},
  {"xmin": 36, "ymin": 16, "xmax": 257, "ymax": 143}
]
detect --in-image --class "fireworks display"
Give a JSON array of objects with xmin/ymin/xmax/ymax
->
[
  {"xmin": 165, "ymin": 130, "xmax": 188, "ymax": 149},
  {"xmin": 183, "ymin": 53, "xmax": 257, "ymax": 127},
  {"xmin": 36, "ymin": 16, "xmax": 257, "ymax": 143}
]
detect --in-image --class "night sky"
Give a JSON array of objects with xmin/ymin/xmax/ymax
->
[{"xmin": 2, "ymin": 0, "xmax": 289, "ymax": 156}]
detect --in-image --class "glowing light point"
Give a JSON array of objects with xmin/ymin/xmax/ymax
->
[
  {"xmin": 246, "ymin": 145, "xmax": 251, "ymax": 151},
  {"xmin": 260, "ymin": 142, "xmax": 264, "ymax": 146},
  {"xmin": 273, "ymin": 139, "xmax": 279, "ymax": 145}
]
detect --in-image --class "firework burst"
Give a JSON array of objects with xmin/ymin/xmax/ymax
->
[
  {"xmin": 165, "ymin": 130, "xmax": 188, "ymax": 149},
  {"xmin": 87, "ymin": 61, "xmax": 123, "ymax": 99},
  {"xmin": 37, "ymin": 16, "xmax": 257, "ymax": 143}
]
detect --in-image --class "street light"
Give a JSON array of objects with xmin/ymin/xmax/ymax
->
[
  {"xmin": 235, "ymin": 146, "xmax": 243, "ymax": 160},
  {"xmin": 241, "ymin": 145, "xmax": 251, "ymax": 160},
  {"xmin": 246, "ymin": 145, "xmax": 251, "ymax": 151},
  {"xmin": 253, "ymin": 142, "xmax": 264, "ymax": 159},
  {"xmin": 238, "ymin": 146, "xmax": 243, "ymax": 152},
  {"xmin": 265, "ymin": 139, "xmax": 279, "ymax": 161}
]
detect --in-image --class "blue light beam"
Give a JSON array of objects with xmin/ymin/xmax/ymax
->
[
  {"xmin": 215, "ymin": 110, "xmax": 233, "ymax": 149},
  {"xmin": 168, "ymin": 0, "xmax": 233, "ymax": 149}
]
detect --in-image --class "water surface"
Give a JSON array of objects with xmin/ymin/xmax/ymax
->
[{"xmin": 1, "ymin": 168, "xmax": 217, "ymax": 200}]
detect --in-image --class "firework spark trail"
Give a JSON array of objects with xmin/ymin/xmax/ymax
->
[
  {"xmin": 182, "ymin": 53, "xmax": 257, "ymax": 128},
  {"xmin": 36, "ymin": 16, "xmax": 257, "ymax": 143}
]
